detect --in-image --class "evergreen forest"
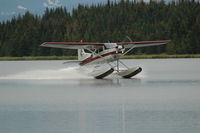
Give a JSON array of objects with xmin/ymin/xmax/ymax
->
[{"xmin": 0, "ymin": 0, "xmax": 200, "ymax": 57}]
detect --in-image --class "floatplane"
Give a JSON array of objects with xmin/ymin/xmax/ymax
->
[{"xmin": 41, "ymin": 38, "xmax": 171, "ymax": 79}]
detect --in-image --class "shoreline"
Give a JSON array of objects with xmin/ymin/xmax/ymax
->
[{"xmin": 0, "ymin": 54, "xmax": 200, "ymax": 61}]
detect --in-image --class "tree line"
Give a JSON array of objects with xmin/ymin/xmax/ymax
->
[{"xmin": 0, "ymin": 0, "xmax": 200, "ymax": 57}]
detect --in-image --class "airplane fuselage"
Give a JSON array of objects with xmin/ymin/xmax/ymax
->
[
  {"xmin": 80, "ymin": 48, "xmax": 123, "ymax": 66},
  {"xmin": 41, "ymin": 40, "xmax": 171, "ymax": 79}
]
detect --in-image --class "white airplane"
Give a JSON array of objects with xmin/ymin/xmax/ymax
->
[{"xmin": 41, "ymin": 39, "xmax": 171, "ymax": 79}]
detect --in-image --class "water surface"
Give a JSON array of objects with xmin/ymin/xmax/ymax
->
[{"xmin": 0, "ymin": 59, "xmax": 200, "ymax": 133}]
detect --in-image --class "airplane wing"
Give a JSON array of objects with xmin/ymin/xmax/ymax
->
[
  {"xmin": 40, "ymin": 42, "xmax": 104, "ymax": 49},
  {"xmin": 41, "ymin": 40, "xmax": 172, "ymax": 49},
  {"xmin": 117, "ymin": 40, "xmax": 172, "ymax": 48}
]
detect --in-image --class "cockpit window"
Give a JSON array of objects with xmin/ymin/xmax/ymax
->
[
  {"xmin": 104, "ymin": 43, "xmax": 117, "ymax": 49},
  {"xmin": 97, "ymin": 47, "xmax": 104, "ymax": 53}
]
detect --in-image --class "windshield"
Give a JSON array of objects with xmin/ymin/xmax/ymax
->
[{"xmin": 104, "ymin": 43, "xmax": 117, "ymax": 49}]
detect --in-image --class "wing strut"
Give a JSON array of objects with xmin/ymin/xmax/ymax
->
[
  {"xmin": 117, "ymin": 59, "xmax": 119, "ymax": 72},
  {"xmin": 123, "ymin": 45, "xmax": 135, "ymax": 55}
]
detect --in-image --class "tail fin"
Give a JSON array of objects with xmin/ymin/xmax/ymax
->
[{"xmin": 78, "ymin": 49, "xmax": 91, "ymax": 61}]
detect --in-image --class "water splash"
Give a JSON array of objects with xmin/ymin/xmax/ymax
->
[
  {"xmin": 0, "ymin": 65, "xmax": 145, "ymax": 80},
  {"xmin": 0, "ymin": 67, "xmax": 92, "ymax": 80}
]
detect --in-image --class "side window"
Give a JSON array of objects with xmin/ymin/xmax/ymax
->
[{"xmin": 98, "ymin": 47, "xmax": 103, "ymax": 53}]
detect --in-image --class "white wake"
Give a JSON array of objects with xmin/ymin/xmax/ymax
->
[{"xmin": 0, "ymin": 67, "xmax": 92, "ymax": 80}]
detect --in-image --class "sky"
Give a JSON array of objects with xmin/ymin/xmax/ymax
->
[
  {"xmin": 0, "ymin": 0, "xmax": 121, "ymax": 21},
  {"xmin": 0, "ymin": 0, "xmax": 199, "ymax": 22}
]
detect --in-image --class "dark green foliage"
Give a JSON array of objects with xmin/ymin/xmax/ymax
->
[{"xmin": 0, "ymin": 0, "xmax": 200, "ymax": 56}]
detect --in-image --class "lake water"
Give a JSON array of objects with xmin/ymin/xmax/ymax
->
[{"xmin": 0, "ymin": 59, "xmax": 200, "ymax": 133}]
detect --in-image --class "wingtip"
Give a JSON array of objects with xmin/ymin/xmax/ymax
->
[
  {"xmin": 166, "ymin": 40, "xmax": 173, "ymax": 44},
  {"xmin": 40, "ymin": 42, "xmax": 47, "ymax": 47}
]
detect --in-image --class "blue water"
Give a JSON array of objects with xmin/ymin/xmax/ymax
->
[{"xmin": 0, "ymin": 59, "xmax": 200, "ymax": 133}]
